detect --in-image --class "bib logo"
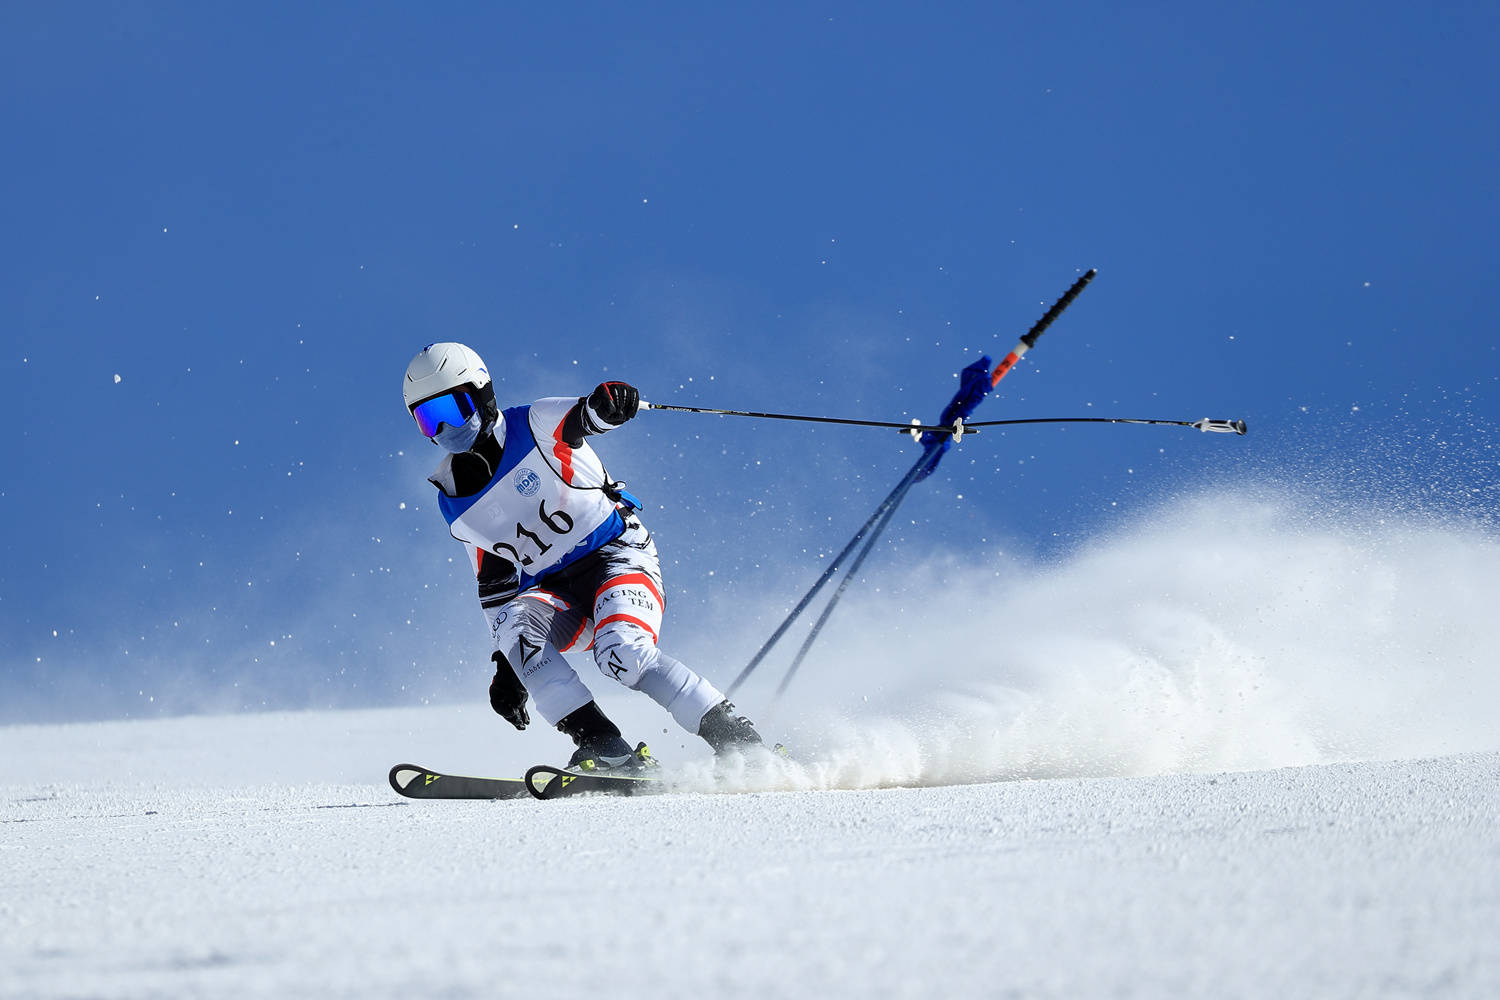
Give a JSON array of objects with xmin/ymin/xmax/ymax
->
[{"xmin": 514, "ymin": 468, "xmax": 542, "ymax": 497}]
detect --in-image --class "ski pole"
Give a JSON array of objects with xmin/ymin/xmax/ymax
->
[
  {"xmin": 958, "ymin": 416, "xmax": 1248, "ymax": 434},
  {"xmin": 642, "ymin": 401, "xmax": 968, "ymax": 435},
  {"xmin": 649, "ymin": 268, "xmax": 1103, "ymax": 438},
  {"xmin": 644, "ymin": 404, "xmax": 1247, "ymax": 438}
]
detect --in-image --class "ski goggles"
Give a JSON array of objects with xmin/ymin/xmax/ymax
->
[{"xmin": 410, "ymin": 389, "xmax": 478, "ymax": 437}]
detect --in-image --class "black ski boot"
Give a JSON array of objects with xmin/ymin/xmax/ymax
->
[
  {"xmin": 696, "ymin": 700, "xmax": 766, "ymax": 755},
  {"xmin": 571, "ymin": 742, "xmax": 659, "ymax": 773},
  {"xmin": 556, "ymin": 702, "xmax": 656, "ymax": 772}
]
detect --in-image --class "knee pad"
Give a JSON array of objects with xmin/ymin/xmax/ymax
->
[
  {"xmin": 593, "ymin": 628, "xmax": 724, "ymax": 734},
  {"xmin": 592, "ymin": 628, "xmax": 657, "ymax": 689},
  {"xmin": 512, "ymin": 643, "xmax": 593, "ymax": 727},
  {"xmin": 493, "ymin": 598, "xmax": 593, "ymax": 726}
]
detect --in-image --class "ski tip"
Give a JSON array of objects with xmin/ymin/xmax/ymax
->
[
  {"xmin": 523, "ymin": 763, "xmax": 661, "ymax": 800},
  {"xmin": 524, "ymin": 764, "xmax": 564, "ymax": 800},
  {"xmin": 389, "ymin": 763, "xmax": 427, "ymax": 794}
]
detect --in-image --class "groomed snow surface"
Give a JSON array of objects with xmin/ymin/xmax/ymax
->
[
  {"xmin": 2, "ymin": 706, "xmax": 1496, "ymax": 1000},
  {"xmin": 7, "ymin": 495, "xmax": 1499, "ymax": 997}
]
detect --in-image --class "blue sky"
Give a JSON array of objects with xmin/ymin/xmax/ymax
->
[{"xmin": 3, "ymin": 3, "xmax": 1496, "ymax": 723}]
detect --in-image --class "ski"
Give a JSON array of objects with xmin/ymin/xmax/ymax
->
[
  {"xmin": 388, "ymin": 763, "xmax": 532, "ymax": 800},
  {"xmin": 524, "ymin": 763, "xmax": 663, "ymax": 800}
]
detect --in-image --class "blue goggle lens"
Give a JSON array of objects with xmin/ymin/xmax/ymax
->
[{"xmin": 411, "ymin": 390, "xmax": 477, "ymax": 437}]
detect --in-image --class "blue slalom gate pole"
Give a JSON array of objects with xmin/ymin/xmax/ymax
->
[
  {"xmin": 724, "ymin": 441, "xmax": 941, "ymax": 698},
  {"xmin": 721, "ymin": 270, "xmax": 1102, "ymax": 701},
  {"xmin": 770, "ymin": 441, "xmax": 941, "ymax": 699}
]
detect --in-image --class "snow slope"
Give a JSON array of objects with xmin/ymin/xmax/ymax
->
[{"xmin": 3, "ymin": 707, "xmax": 1497, "ymax": 999}]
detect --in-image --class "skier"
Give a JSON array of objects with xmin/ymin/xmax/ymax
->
[{"xmin": 403, "ymin": 342, "xmax": 767, "ymax": 772}]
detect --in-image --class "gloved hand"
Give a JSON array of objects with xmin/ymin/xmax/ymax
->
[
  {"xmin": 489, "ymin": 650, "xmax": 530, "ymax": 730},
  {"xmin": 587, "ymin": 381, "xmax": 640, "ymax": 426}
]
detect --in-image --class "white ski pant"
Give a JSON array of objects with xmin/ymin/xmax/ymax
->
[{"xmin": 485, "ymin": 516, "xmax": 723, "ymax": 734}]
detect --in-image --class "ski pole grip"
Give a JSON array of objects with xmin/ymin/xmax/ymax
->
[
  {"xmin": 1020, "ymin": 268, "xmax": 1096, "ymax": 349},
  {"xmin": 1195, "ymin": 418, "xmax": 1248, "ymax": 435}
]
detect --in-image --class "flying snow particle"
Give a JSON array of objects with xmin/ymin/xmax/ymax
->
[{"xmin": 113, "ymin": 374, "xmax": 122, "ymax": 384}]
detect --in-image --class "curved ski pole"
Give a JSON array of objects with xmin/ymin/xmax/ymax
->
[
  {"xmin": 649, "ymin": 401, "xmax": 1251, "ymax": 437},
  {"xmin": 651, "ymin": 270, "xmax": 1100, "ymax": 440},
  {"xmin": 954, "ymin": 416, "xmax": 1249, "ymax": 435},
  {"xmin": 643, "ymin": 401, "xmax": 969, "ymax": 436}
]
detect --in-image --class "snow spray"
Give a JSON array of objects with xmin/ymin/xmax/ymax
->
[{"xmin": 693, "ymin": 486, "xmax": 1500, "ymax": 793}]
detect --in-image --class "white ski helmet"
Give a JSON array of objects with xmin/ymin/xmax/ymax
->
[{"xmin": 403, "ymin": 342, "xmax": 501, "ymax": 448}]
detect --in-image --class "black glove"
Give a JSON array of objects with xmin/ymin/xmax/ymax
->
[
  {"xmin": 489, "ymin": 650, "xmax": 530, "ymax": 730},
  {"xmin": 587, "ymin": 381, "xmax": 640, "ymax": 427}
]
